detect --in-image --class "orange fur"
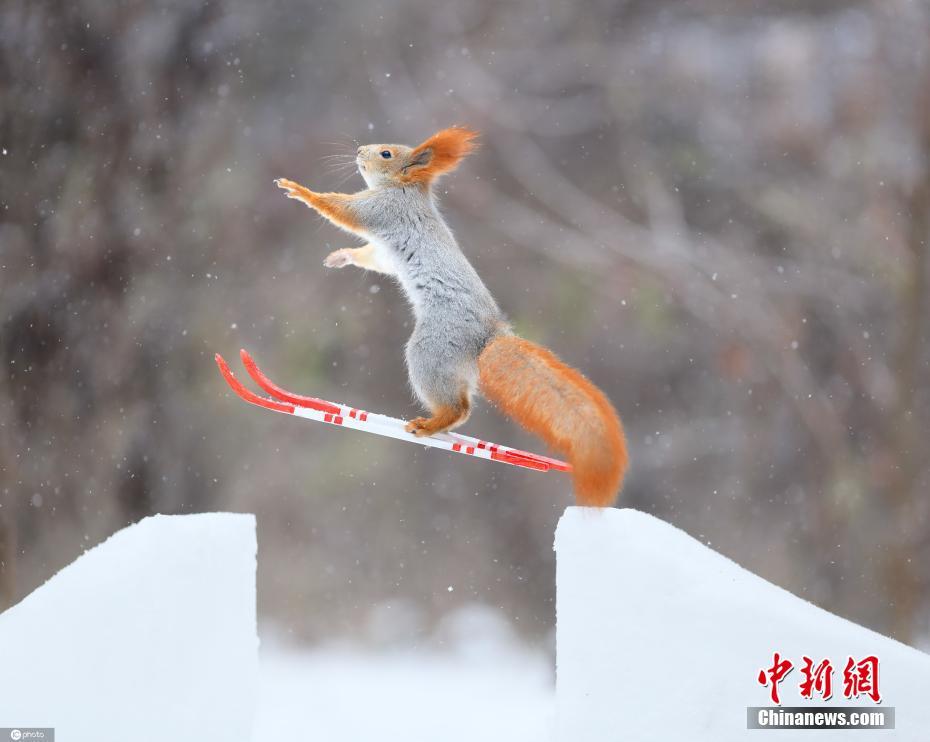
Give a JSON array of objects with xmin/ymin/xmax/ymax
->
[
  {"xmin": 478, "ymin": 335, "xmax": 628, "ymax": 507},
  {"xmin": 275, "ymin": 178, "xmax": 363, "ymax": 233},
  {"xmin": 405, "ymin": 394, "xmax": 471, "ymax": 437},
  {"xmin": 401, "ymin": 127, "xmax": 479, "ymax": 186}
]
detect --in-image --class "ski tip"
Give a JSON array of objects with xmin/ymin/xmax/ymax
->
[
  {"xmin": 240, "ymin": 348, "xmax": 258, "ymax": 372},
  {"xmin": 215, "ymin": 350, "xmax": 295, "ymax": 414},
  {"xmin": 215, "ymin": 353, "xmax": 235, "ymax": 379}
]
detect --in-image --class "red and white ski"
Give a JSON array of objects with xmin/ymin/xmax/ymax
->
[{"xmin": 215, "ymin": 349, "xmax": 571, "ymax": 474}]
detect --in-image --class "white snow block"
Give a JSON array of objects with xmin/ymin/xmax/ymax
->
[
  {"xmin": 554, "ymin": 507, "xmax": 930, "ymax": 741},
  {"xmin": 0, "ymin": 513, "xmax": 258, "ymax": 741}
]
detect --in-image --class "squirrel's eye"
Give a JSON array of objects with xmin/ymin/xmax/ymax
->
[{"xmin": 380, "ymin": 150, "xmax": 392, "ymax": 159}]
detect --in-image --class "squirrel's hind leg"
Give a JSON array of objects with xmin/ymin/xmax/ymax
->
[{"xmin": 405, "ymin": 393, "xmax": 471, "ymax": 437}]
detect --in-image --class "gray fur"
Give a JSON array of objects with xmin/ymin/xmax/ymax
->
[{"xmin": 351, "ymin": 185, "xmax": 505, "ymax": 409}]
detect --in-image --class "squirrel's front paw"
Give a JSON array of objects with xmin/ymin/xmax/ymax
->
[
  {"xmin": 274, "ymin": 178, "xmax": 309, "ymax": 201},
  {"xmin": 404, "ymin": 417, "xmax": 433, "ymax": 437},
  {"xmin": 324, "ymin": 249, "xmax": 353, "ymax": 269}
]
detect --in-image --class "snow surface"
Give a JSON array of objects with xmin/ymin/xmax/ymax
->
[
  {"xmin": 253, "ymin": 636, "xmax": 553, "ymax": 742},
  {"xmin": 0, "ymin": 513, "xmax": 258, "ymax": 741},
  {"xmin": 3, "ymin": 506, "xmax": 928, "ymax": 741},
  {"xmin": 555, "ymin": 507, "xmax": 930, "ymax": 741}
]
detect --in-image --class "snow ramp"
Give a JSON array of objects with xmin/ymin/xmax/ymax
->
[
  {"xmin": 555, "ymin": 507, "xmax": 930, "ymax": 741},
  {"xmin": 0, "ymin": 513, "xmax": 258, "ymax": 741}
]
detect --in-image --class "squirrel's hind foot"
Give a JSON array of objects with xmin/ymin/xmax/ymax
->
[
  {"xmin": 405, "ymin": 398, "xmax": 471, "ymax": 437},
  {"xmin": 404, "ymin": 417, "xmax": 435, "ymax": 437}
]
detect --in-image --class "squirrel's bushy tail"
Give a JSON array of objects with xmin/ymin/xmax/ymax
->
[{"xmin": 477, "ymin": 335, "xmax": 627, "ymax": 507}]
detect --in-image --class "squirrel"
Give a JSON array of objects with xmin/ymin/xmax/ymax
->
[{"xmin": 275, "ymin": 126, "xmax": 628, "ymax": 507}]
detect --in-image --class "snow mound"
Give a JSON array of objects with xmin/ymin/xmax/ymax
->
[
  {"xmin": 555, "ymin": 507, "xmax": 930, "ymax": 741},
  {"xmin": 0, "ymin": 513, "xmax": 258, "ymax": 741}
]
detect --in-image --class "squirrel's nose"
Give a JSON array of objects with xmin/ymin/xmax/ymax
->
[{"xmin": 357, "ymin": 147, "xmax": 364, "ymax": 155}]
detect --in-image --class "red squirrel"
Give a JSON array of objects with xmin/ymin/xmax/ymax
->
[{"xmin": 276, "ymin": 127, "xmax": 628, "ymax": 507}]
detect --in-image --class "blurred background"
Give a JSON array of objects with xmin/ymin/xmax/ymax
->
[{"xmin": 1, "ymin": 0, "xmax": 928, "ymax": 656}]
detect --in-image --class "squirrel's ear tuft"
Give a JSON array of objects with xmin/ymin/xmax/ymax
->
[{"xmin": 403, "ymin": 126, "xmax": 479, "ymax": 184}]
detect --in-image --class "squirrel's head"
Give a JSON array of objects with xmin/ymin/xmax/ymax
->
[{"xmin": 356, "ymin": 126, "xmax": 478, "ymax": 189}]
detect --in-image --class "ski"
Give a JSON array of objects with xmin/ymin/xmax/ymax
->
[{"xmin": 215, "ymin": 349, "xmax": 571, "ymax": 474}]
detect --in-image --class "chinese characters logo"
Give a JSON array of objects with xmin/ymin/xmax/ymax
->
[{"xmin": 757, "ymin": 653, "xmax": 881, "ymax": 705}]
